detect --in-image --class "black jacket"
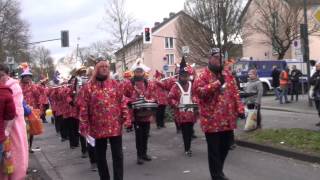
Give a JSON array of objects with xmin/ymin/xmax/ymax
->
[
  {"xmin": 271, "ymin": 69, "xmax": 280, "ymax": 87},
  {"xmin": 290, "ymin": 69, "xmax": 302, "ymax": 82},
  {"xmin": 310, "ymin": 71, "xmax": 320, "ymax": 99}
]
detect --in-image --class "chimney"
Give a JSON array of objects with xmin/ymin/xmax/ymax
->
[
  {"xmin": 163, "ymin": 18, "xmax": 168, "ymax": 21},
  {"xmin": 169, "ymin": 12, "xmax": 175, "ymax": 17},
  {"xmin": 154, "ymin": 22, "xmax": 160, "ymax": 27}
]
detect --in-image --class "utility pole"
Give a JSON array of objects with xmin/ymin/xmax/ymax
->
[{"xmin": 303, "ymin": 0, "xmax": 312, "ymax": 106}]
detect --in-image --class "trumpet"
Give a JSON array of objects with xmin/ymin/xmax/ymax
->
[{"xmin": 160, "ymin": 74, "xmax": 178, "ymax": 81}]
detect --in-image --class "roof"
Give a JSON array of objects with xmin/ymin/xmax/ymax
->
[
  {"xmin": 239, "ymin": 0, "xmax": 253, "ymax": 23},
  {"xmin": 115, "ymin": 11, "xmax": 188, "ymax": 55}
]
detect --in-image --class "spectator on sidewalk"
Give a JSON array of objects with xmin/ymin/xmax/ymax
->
[
  {"xmin": 279, "ymin": 68, "xmax": 290, "ymax": 104},
  {"xmin": 271, "ymin": 65, "xmax": 280, "ymax": 100},
  {"xmin": 245, "ymin": 69, "xmax": 263, "ymax": 129},
  {"xmin": 0, "ymin": 64, "xmax": 29, "ymax": 180},
  {"xmin": 310, "ymin": 63, "xmax": 320, "ymax": 127},
  {"xmin": 290, "ymin": 65, "xmax": 302, "ymax": 102},
  {"xmin": 0, "ymin": 71, "xmax": 16, "ymax": 163}
]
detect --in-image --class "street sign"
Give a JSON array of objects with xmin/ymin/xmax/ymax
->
[
  {"xmin": 5, "ymin": 57, "xmax": 14, "ymax": 65},
  {"xmin": 182, "ymin": 46, "xmax": 190, "ymax": 54},
  {"xmin": 313, "ymin": 7, "xmax": 320, "ymax": 25},
  {"xmin": 163, "ymin": 64, "xmax": 169, "ymax": 71}
]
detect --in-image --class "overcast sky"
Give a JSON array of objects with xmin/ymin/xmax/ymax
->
[{"xmin": 21, "ymin": 0, "xmax": 184, "ymax": 61}]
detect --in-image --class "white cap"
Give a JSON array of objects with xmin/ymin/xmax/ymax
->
[{"xmin": 130, "ymin": 58, "xmax": 151, "ymax": 72}]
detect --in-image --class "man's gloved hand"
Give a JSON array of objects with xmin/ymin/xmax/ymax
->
[{"xmin": 218, "ymin": 76, "xmax": 225, "ymax": 85}]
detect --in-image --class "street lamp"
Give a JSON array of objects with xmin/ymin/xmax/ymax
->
[{"xmin": 302, "ymin": 0, "xmax": 312, "ymax": 106}]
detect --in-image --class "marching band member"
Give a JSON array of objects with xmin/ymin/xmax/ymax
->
[
  {"xmin": 123, "ymin": 58, "xmax": 155, "ymax": 165},
  {"xmin": 78, "ymin": 60, "xmax": 126, "ymax": 180},
  {"xmin": 122, "ymin": 71, "xmax": 134, "ymax": 132},
  {"xmin": 193, "ymin": 48, "xmax": 244, "ymax": 180},
  {"xmin": 153, "ymin": 70, "xmax": 167, "ymax": 129},
  {"xmin": 19, "ymin": 66, "xmax": 41, "ymax": 153},
  {"xmin": 168, "ymin": 57, "xmax": 197, "ymax": 157}
]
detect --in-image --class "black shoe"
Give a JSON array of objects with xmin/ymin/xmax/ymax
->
[
  {"xmin": 61, "ymin": 138, "xmax": 67, "ymax": 142},
  {"xmin": 285, "ymin": 101, "xmax": 291, "ymax": 104},
  {"xmin": 81, "ymin": 152, "xmax": 88, "ymax": 158},
  {"xmin": 191, "ymin": 134, "xmax": 197, "ymax": 139},
  {"xmin": 316, "ymin": 122, "xmax": 320, "ymax": 127},
  {"xmin": 185, "ymin": 150, "xmax": 192, "ymax": 157},
  {"xmin": 141, "ymin": 155, "xmax": 152, "ymax": 161},
  {"xmin": 221, "ymin": 173, "xmax": 230, "ymax": 180},
  {"xmin": 137, "ymin": 158, "xmax": 144, "ymax": 165}
]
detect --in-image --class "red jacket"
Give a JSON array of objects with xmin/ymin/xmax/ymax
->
[
  {"xmin": 193, "ymin": 68, "xmax": 244, "ymax": 133},
  {"xmin": 0, "ymin": 85, "xmax": 16, "ymax": 142},
  {"xmin": 123, "ymin": 79, "xmax": 155, "ymax": 122},
  {"xmin": 78, "ymin": 80, "xmax": 127, "ymax": 139},
  {"xmin": 20, "ymin": 82, "xmax": 41, "ymax": 109},
  {"xmin": 168, "ymin": 82, "xmax": 197, "ymax": 124}
]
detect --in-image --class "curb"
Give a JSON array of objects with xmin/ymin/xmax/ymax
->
[
  {"xmin": 261, "ymin": 106, "xmax": 317, "ymax": 115},
  {"xmin": 33, "ymin": 150, "xmax": 62, "ymax": 180},
  {"xmin": 236, "ymin": 139, "xmax": 320, "ymax": 164}
]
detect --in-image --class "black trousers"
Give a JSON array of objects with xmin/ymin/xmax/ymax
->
[
  {"xmin": 291, "ymin": 81, "xmax": 300, "ymax": 101},
  {"xmin": 54, "ymin": 115, "xmax": 62, "ymax": 133},
  {"xmin": 315, "ymin": 100, "xmax": 320, "ymax": 117},
  {"xmin": 156, "ymin": 105, "xmax": 166, "ymax": 127},
  {"xmin": 205, "ymin": 131, "xmax": 233, "ymax": 179},
  {"xmin": 133, "ymin": 121, "xmax": 150, "ymax": 157},
  {"xmin": 67, "ymin": 117, "xmax": 79, "ymax": 147},
  {"xmin": 60, "ymin": 118, "xmax": 69, "ymax": 140},
  {"xmin": 80, "ymin": 135, "xmax": 97, "ymax": 164},
  {"xmin": 181, "ymin": 122, "xmax": 194, "ymax": 152},
  {"xmin": 95, "ymin": 136, "xmax": 123, "ymax": 180},
  {"xmin": 40, "ymin": 104, "xmax": 49, "ymax": 122},
  {"xmin": 247, "ymin": 104, "xmax": 262, "ymax": 128}
]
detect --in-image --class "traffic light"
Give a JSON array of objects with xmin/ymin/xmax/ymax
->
[
  {"xmin": 61, "ymin": 30, "xmax": 69, "ymax": 47},
  {"xmin": 143, "ymin": 27, "xmax": 152, "ymax": 44}
]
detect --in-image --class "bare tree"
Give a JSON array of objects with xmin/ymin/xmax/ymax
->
[
  {"xmin": 29, "ymin": 46, "xmax": 55, "ymax": 79},
  {"xmin": 177, "ymin": 0, "xmax": 244, "ymax": 65},
  {"xmin": 102, "ymin": 0, "xmax": 141, "ymax": 70},
  {"xmin": 245, "ymin": 0, "xmax": 318, "ymax": 60},
  {"xmin": 78, "ymin": 40, "xmax": 115, "ymax": 66},
  {"xmin": 0, "ymin": 0, "xmax": 29, "ymax": 63}
]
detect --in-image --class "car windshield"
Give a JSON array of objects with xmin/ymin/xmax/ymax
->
[{"xmin": 233, "ymin": 62, "xmax": 249, "ymax": 73}]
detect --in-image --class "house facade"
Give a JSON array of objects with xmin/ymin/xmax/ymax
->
[
  {"xmin": 242, "ymin": 0, "xmax": 320, "ymax": 61},
  {"xmin": 115, "ymin": 11, "xmax": 188, "ymax": 78}
]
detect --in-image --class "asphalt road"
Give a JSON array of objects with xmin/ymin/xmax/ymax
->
[{"xmin": 31, "ymin": 110, "xmax": 320, "ymax": 180}]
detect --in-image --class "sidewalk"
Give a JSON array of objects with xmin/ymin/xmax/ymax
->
[{"xmin": 261, "ymin": 94, "xmax": 317, "ymax": 115}]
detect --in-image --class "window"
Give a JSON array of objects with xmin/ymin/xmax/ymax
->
[
  {"xmin": 166, "ymin": 54, "xmax": 175, "ymax": 65},
  {"xmin": 166, "ymin": 72, "xmax": 174, "ymax": 77},
  {"xmin": 165, "ymin": 37, "xmax": 174, "ymax": 49}
]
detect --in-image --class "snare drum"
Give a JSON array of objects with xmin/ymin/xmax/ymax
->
[
  {"xmin": 132, "ymin": 102, "xmax": 158, "ymax": 117},
  {"xmin": 178, "ymin": 103, "xmax": 198, "ymax": 112}
]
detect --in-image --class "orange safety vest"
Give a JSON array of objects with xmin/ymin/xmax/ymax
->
[{"xmin": 280, "ymin": 71, "xmax": 289, "ymax": 85}]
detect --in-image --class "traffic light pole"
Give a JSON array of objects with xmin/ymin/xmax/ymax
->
[
  {"xmin": 27, "ymin": 38, "xmax": 61, "ymax": 45},
  {"xmin": 303, "ymin": 0, "xmax": 312, "ymax": 107}
]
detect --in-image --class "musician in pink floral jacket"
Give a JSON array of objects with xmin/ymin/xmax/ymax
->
[
  {"xmin": 123, "ymin": 60, "xmax": 155, "ymax": 165},
  {"xmin": 168, "ymin": 58, "xmax": 197, "ymax": 157},
  {"xmin": 193, "ymin": 48, "xmax": 244, "ymax": 180},
  {"xmin": 78, "ymin": 61, "xmax": 125, "ymax": 180}
]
